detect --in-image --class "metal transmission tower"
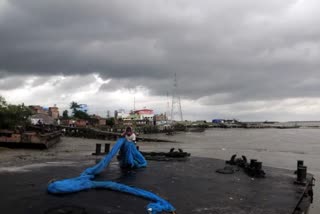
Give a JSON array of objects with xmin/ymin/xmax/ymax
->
[
  {"xmin": 170, "ymin": 73, "xmax": 183, "ymax": 122},
  {"xmin": 166, "ymin": 92, "xmax": 171, "ymax": 122}
]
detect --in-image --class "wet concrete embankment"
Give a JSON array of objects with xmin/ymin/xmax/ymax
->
[{"xmin": 0, "ymin": 129, "xmax": 319, "ymax": 213}]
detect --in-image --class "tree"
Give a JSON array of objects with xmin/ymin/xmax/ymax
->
[
  {"xmin": 69, "ymin": 101, "xmax": 89, "ymax": 119},
  {"xmin": 74, "ymin": 110, "xmax": 89, "ymax": 120},
  {"xmin": 70, "ymin": 101, "xmax": 80, "ymax": 115},
  {"xmin": 62, "ymin": 110, "xmax": 69, "ymax": 119},
  {"xmin": 106, "ymin": 117, "xmax": 115, "ymax": 126},
  {"xmin": 0, "ymin": 96, "xmax": 32, "ymax": 129},
  {"xmin": 0, "ymin": 96, "xmax": 7, "ymax": 107}
]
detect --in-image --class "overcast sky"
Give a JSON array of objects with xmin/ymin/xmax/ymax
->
[{"xmin": 1, "ymin": 0, "xmax": 320, "ymax": 121}]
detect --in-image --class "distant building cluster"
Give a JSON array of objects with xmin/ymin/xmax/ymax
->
[
  {"xmin": 27, "ymin": 104, "xmax": 167, "ymax": 129},
  {"xmin": 61, "ymin": 115, "xmax": 106, "ymax": 128},
  {"xmin": 212, "ymin": 119, "xmax": 238, "ymax": 124},
  {"xmin": 29, "ymin": 105, "xmax": 60, "ymax": 125},
  {"xmin": 115, "ymin": 108, "xmax": 168, "ymax": 127}
]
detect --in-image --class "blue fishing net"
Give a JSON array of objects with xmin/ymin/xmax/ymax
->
[{"xmin": 47, "ymin": 137, "xmax": 175, "ymax": 214}]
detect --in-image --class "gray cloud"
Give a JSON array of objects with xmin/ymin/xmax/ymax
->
[
  {"xmin": 0, "ymin": 75, "xmax": 25, "ymax": 90},
  {"xmin": 1, "ymin": 0, "xmax": 320, "ymax": 114}
]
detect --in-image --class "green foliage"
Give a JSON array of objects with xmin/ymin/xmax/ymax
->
[
  {"xmin": 69, "ymin": 101, "xmax": 89, "ymax": 119},
  {"xmin": 73, "ymin": 109, "xmax": 90, "ymax": 120},
  {"xmin": 0, "ymin": 96, "xmax": 32, "ymax": 129},
  {"xmin": 0, "ymin": 96, "xmax": 7, "ymax": 106},
  {"xmin": 62, "ymin": 110, "xmax": 69, "ymax": 119},
  {"xmin": 199, "ymin": 123, "xmax": 209, "ymax": 128},
  {"xmin": 106, "ymin": 117, "xmax": 115, "ymax": 126},
  {"xmin": 173, "ymin": 122, "xmax": 187, "ymax": 131},
  {"xmin": 70, "ymin": 101, "xmax": 80, "ymax": 115}
]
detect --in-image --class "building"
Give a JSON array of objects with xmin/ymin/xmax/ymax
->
[
  {"xmin": 114, "ymin": 108, "xmax": 155, "ymax": 127},
  {"xmin": 75, "ymin": 119, "xmax": 88, "ymax": 127},
  {"xmin": 90, "ymin": 115, "xmax": 106, "ymax": 126},
  {"xmin": 212, "ymin": 119, "xmax": 238, "ymax": 124},
  {"xmin": 134, "ymin": 108, "xmax": 154, "ymax": 121},
  {"xmin": 154, "ymin": 113, "xmax": 168, "ymax": 125},
  {"xmin": 60, "ymin": 119, "xmax": 88, "ymax": 127},
  {"xmin": 123, "ymin": 112, "xmax": 139, "ymax": 121},
  {"xmin": 29, "ymin": 105, "xmax": 48, "ymax": 115},
  {"xmin": 48, "ymin": 106, "xmax": 59, "ymax": 119},
  {"xmin": 123, "ymin": 120, "xmax": 134, "ymax": 127},
  {"xmin": 117, "ymin": 109, "xmax": 130, "ymax": 119},
  {"xmin": 122, "ymin": 119, "xmax": 150, "ymax": 127},
  {"xmin": 30, "ymin": 113, "xmax": 55, "ymax": 125}
]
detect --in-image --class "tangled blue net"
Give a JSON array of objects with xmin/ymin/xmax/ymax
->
[{"xmin": 47, "ymin": 137, "xmax": 176, "ymax": 214}]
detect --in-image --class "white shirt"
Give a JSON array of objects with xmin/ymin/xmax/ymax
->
[{"xmin": 125, "ymin": 133, "xmax": 136, "ymax": 143}]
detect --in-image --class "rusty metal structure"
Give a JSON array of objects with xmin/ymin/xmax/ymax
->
[
  {"xmin": 61, "ymin": 126, "xmax": 172, "ymax": 142},
  {"xmin": 0, "ymin": 126, "xmax": 61, "ymax": 149}
]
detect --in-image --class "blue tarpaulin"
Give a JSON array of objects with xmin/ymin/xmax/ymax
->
[{"xmin": 47, "ymin": 137, "xmax": 175, "ymax": 214}]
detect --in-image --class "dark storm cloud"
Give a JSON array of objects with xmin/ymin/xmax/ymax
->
[{"xmin": 1, "ymin": 0, "xmax": 320, "ymax": 105}]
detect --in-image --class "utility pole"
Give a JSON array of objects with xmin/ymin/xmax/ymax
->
[
  {"xmin": 133, "ymin": 96, "xmax": 136, "ymax": 111},
  {"xmin": 166, "ymin": 92, "xmax": 170, "ymax": 122}
]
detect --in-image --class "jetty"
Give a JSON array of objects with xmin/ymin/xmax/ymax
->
[
  {"xmin": 61, "ymin": 126, "xmax": 173, "ymax": 142},
  {"xmin": 0, "ymin": 156, "xmax": 314, "ymax": 214}
]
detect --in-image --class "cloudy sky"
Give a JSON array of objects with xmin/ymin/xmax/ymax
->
[{"xmin": 1, "ymin": 0, "xmax": 320, "ymax": 121}]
